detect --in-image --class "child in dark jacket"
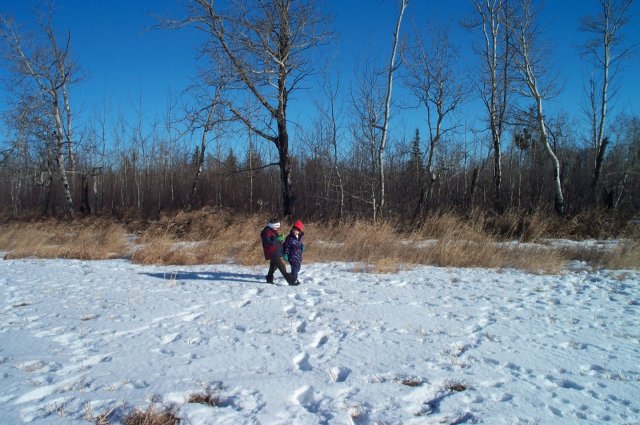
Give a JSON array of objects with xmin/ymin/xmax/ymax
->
[
  {"xmin": 283, "ymin": 220, "xmax": 305, "ymax": 285},
  {"xmin": 260, "ymin": 218, "xmax": 296, "ymax": 285}
]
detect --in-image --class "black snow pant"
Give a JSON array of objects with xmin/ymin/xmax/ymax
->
[
  {"xmin": 267, "ymin": 256, "xmax": 293, "ymax": 284},
  {"xmin": 289, "ymin": 261, "xmax": 301, "ymax": 282}
]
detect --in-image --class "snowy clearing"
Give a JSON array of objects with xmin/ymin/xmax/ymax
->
[{"xmin": 1, "ymin": 255, "xmax": 639, "ymax": 424}]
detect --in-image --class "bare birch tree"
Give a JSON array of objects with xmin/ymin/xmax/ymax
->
[
  {"xmin": 513, "ymin": 0, "xmax": 565, "ymax": 215},
  {"xmin": 404, "ymin": 23, "xmax": 466, "ymax": 216},
  {"xmin": 0, "ymin": 6, "xmax": 78, "ymax": 215},
  {"xmin": 466, "ymin": 0, "xmax": 515, "ymax": 212},
  {"xmin": 351, "ymin": 62, "xmax": 383, "ymax": 220},
  {"xmin": 580, "ymin": 0, "xmax": 635, "ymax": 203},
  {"xmin": 378, "ymin": 0, "xmax": 408, "ymax": 217},
  {"xmin": 165, "ymin": 0, "xmax": 330, "ymax": 218},
  {"xmin": 350, "ymin": 0, "xmax": 407, "ymax": 221}
]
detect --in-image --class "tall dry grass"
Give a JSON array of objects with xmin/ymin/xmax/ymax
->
[
  {"xmin": 304, "ymin": 213, "xmax": 567, "ymax": 273},
  {"xmin": 130, "ymin": 208, "xmax": 264, "ymax": 265},
  {"xmin": 0, "ymin": 218, "xmax": 128, "ymax": 260},
  {"xmin": 1, "ymin": 209, "xmax": 637, "ymax": 272}
]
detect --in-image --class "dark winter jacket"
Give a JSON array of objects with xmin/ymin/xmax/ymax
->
[
  {"xmin": 283, "ymin": 231, "xmax": 304, "ymax": 264},
  {"xmin": 261, "ymin": 226, "xmax": 284, "ymax": 260}
]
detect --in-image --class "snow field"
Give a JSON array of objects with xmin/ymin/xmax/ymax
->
[{"xmin": 0, "ymin": 256, "xmax": 639, "ymax": 424}]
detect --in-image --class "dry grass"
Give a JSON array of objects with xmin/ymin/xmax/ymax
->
[
  {"xmin": 0, "ymin": 217, "xmax": 128, "ymax": 260},
  {"xmin": 187, "ymin": 386, "xmax": 222, "ymax": 407},
  {"xmin": 131, "ymin": 208, "xmax": 264, "ymax": 265},
  {"xmin": 304, "ymin": 213, "xmax": 567, "ymax": 273},
  {"xmin": 122, "ymin": 405, "xmax": 179, "ymax": 425},
  {"xmin": 1, "ymin": 209, "xmax": 637, "ymax": 272}
]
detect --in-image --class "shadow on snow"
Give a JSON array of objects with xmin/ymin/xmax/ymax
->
[{"xmin": 142, "ymin": 270, "xmax": 266, "ymax": 285}]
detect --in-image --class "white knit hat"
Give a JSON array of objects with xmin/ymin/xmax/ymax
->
[{"xmin": 267, "ymin": 218, "xmax": 280, "ymax": 230}]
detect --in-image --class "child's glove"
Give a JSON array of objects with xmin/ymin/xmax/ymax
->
[
  {"xmin": 277, "ymin": 234, "xmax": 285, "ymax": 242},
  {"xmin": 283, "ymin": 254, "xmax": 289, "ymax": 261},
  {"xmin": 301, "ymin": 244, "xmax": 305, "ymax": 252}
]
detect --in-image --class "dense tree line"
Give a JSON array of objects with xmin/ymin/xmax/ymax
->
[
  {"xmin": 0, "ymin": 0, "xmax": 638, "ymax": 224},
  {"xmin": 1, "ymin": 109, "xmax": 638, "ymax": 222}
]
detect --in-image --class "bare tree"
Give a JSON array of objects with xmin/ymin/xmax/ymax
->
[
  {"xmin": 166, "ymin": 0, "xmax": 330, "ymax": 218},
  {"xmin": 316, "ymin": 73, "xmax": 346, "ymax": 220},
  {"xmin": 404, "ymin": 23, "xmax": 466, "ymax": 216},
  {"xmin": 607, "ymin": 114, "xmax": 640, "ymax": 209},
  {"xmin": 351, "ymin": 61, "xmax": 383, "ymax": 220},
  {"xmin": 187, "ymin": 80, "xmax": 226, "ymax": 209},
  {"xmin": 580, "ymin": 0, "xmax": 635, "ymax": 203},
  {"xmin": 466, "ymin": 0, "xmax": 516, "ymax": 212},
  {"xmin": 378, "ymin": 0, "xmax": 408, "ymax": 217},
  {"xmin": 349, "ymin": 0, "xmax": 408, "ymax": 221},
  {"xmin": 1, "ymin": 5, "xmax": 79, "ymax": 215},
  {"xmin": 513, "ymin": 0, "xmax": 564, "ymax": 215}
]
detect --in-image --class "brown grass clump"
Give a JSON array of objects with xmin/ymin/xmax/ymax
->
[
  {"xmin": 589, "ymin": 240, "xmax": 640, "ymax": 270},
  {"xmin": 488, "ymin": 209, "xmax": 553, "ymax": 241},
  {"xmin": 412, "ymin": 210, "xmax": 488, "ymax": 242},
  {"xmin": 187, "ymin": 386, "xmax": 222, "ymax": 407},
  {"xmin": 1, "ymin": 218, "xmax": 128, "ymax": 260},
  {"xmin": 123, "ymin": 405, "xmax": 179, "ymax": 425},
  {"xmin": 132, "ymin": 209, "xmax": 265, "ymax": 265}
]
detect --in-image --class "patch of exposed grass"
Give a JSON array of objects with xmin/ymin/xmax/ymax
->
[
  {"xmin": 584, "ymin": 240, "xmax": 640, "ymax": 270},
  {"xmin": 187, "ymin": 390, "xmax": 221, "ymax": 407},
  {"xmin": 85, "ymin": 402, "xmax": 120, "ymax": 425},
  {"xmin": 123, "ymin": 405, "xmax": 179, "ymax": 425},
  {"xmin": 400, "ymin": 378, "xmax": 423, "ymax": 387},
  {"xmin": 445, "ymin": 382, "xmax": 469, "ymax": 393}
]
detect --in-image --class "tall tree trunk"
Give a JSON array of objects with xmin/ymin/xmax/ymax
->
[
  {"xmin": 377, "ymin": 0, "xmax": 407, "ymax": 218},
  {"xmin": 536, "ymin": 105, "xmax": 564, "ymax": 215},
  {"xmin": 52, "ymin": 92, "xmax": 74, "ymax": 215},
  {"xmin": 190, "ymin": 106, "xmax": 215, "ymax": 208}
]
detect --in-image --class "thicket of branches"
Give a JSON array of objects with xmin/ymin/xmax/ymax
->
[
  {"xmin": 1, "ymin": 0, "xmax": 638, "ymax": 232},
  {"xmin": 1, "ymin": 113, "xmax": 638, "ymax": 222}
]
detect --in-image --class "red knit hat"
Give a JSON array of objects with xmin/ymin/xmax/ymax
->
[{"xmin": 292, "ymin": 220, "xmax": 304, "ymax": 232}]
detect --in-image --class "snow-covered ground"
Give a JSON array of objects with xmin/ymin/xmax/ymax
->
[{"xmin": 1, "ymin": 255, "xmax": 639, "ymax": 424}]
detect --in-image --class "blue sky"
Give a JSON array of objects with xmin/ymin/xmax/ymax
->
[{"xmin": 1, "ymin": 0, "xmax": 639, "ymax": 155}]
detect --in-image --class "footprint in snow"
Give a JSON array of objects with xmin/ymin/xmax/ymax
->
[
  {"xmin": 328, "ymin": 366, "xmax": 351, "ymax": 382},
  {"xmin": 293, "ymin": 352, "xmax": 312, "ymax": 371},
  {"xmin": 293, "ymin": 320, "xmax": 307, "ymax": 333},
  {"xmin": 292, "ymin": 385, "xmax": 317, "ymax": 408},
  {"xmin": 289, "ymin": 293, "xmax": 303, "ymax": 301},
  {"xmin": 309, "ymin": 331, "xmax": 329, "ymax": 348}
]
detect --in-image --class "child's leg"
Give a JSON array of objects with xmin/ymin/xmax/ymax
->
[
  {"xmin": 290, "ymin": 261, "xmax": 301, "ymax": 282},
  {"xmin": 274, "ymin": 256, "xmax": 294, "ymax": 284},
  {"xmin": 266, "ymin": 258, "xmax": 277, "ymax": 282}
]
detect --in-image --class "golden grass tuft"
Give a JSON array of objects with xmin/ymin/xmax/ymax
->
[
  {"xmin": 587, "ymin": 240, "xmax": 640, "ymax": 270},
  {"xmin": 123, "ymin": 405, "xmax": 179, "ymax": 425},
  {"xmin": 412, "ymin": 210, "xmax": 488, "ymax": 242},
  {"xmin": 0, "ymin": 218, "xmax": 128, "ymax": 260},
  {"xmin": 131, "ymin": 209, "xmax": 265, "ymax": 265},
  {"xmin": 187, "ymin": 386, "xmax": 222, "ymax": 407}
]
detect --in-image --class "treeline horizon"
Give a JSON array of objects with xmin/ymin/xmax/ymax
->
[{"xmin": 1, "ymin": 115, "xmax": 638, "ymax": 229}]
